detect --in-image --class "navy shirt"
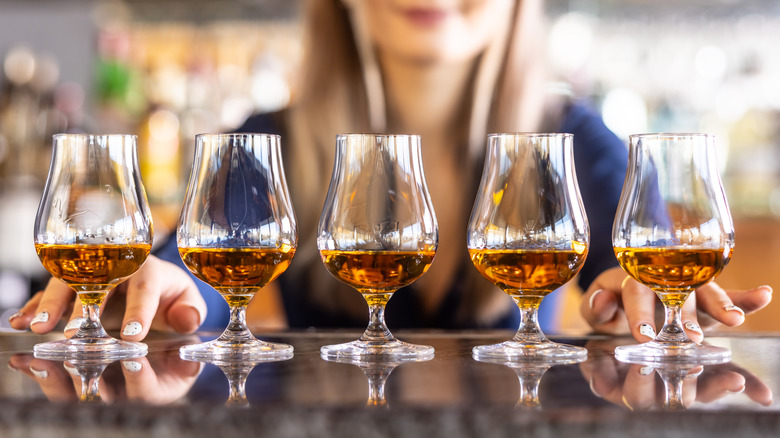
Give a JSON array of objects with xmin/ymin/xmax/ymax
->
[{"xmin": 157, "ymin": 101, "xmax": 628, "ymax": 331}]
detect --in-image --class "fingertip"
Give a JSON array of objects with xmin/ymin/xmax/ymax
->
[
  {"xmin": 721, "ymin": 305, "xmax": 746, "ymax": 327},
  {"xmin": 591, "ymin": 290, "xmax": 619, "ymax": 323},
  {"xmin": 120, "ymin": 320, "xmax": 148, "ymax": 341},
  {"xmin": 168, "ymin": 305, "xmax": 203, "ymax": 334},
  {"xmin": 683, "ymin": 321, "xmax": 704, "ymax": 344}
]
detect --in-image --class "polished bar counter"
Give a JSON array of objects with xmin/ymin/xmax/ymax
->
[{"xmin": 0, "ymin": 330, "xmax": 778, "ymax": 437}]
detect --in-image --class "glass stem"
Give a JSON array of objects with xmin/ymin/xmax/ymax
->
[
  {"xmin": 656, "ymin": 301, "xmax": 690, "ymax": 344},
  {"xmin": 223, "ymin": 366, "xmax": 252, "ymax": 408},
  {"xmin": 74, "ymin": 302, "xmax": 109, "ymax": 340},
  {"xmin": 218, "ymin": 305, "xmax": 256, "ymax": 344},
  {"xmin": 359, "ymin": 292, "xmax": 396, "ymax": 344},
  {"xmin": 511, "ymin": 295, "xmax": 547, "ymax": 344}
]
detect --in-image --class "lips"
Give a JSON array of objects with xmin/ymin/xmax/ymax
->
[{"xmin": 402, "ymin": 8, "xmax": 448, "ymax": 26}]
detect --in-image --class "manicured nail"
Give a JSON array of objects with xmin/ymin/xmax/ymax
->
[
  {"xmin": 729, "ymin": 384, "xmax": 745, "ymax": 394},
  {"xmin": 639, "ymin": 323, "xmax": 655, "ymax": 339},
  {"xmin": 723, "ymin": 305, "xmax": 745, "ymax": 317},
  {"xmin": 684, "ymin": 321, "xmax": 703, "ymax": 335},
  {"xmin": 62, "ymin": 362, "xmax": 79, "ymax": 377},
  {"xmin": 639, "ymin": 365, "xmax": 654, "ymax": 376},
  {"xmin": 30, "ymin": 367, "xmax": 48, "ymax": 379},
  {"xmin": 122, "ymin": 321, "xmax": 143, "ymax": 337},
  {"xmin": 186, "ymin": 305, "xmax": 205, "ymax": 327},
  {"xmin": 64, "ymin": 318, "xmax": 84, "ymax": 332},
  {"xmin": 30, "ymin": 311, "xmax": 49, "ymax": 326},
  {"xmin": 8, "ymin": 312, "xmax": 22, "ymax": 323},
  {"xmin": 588, "ymin": 289, "xmax": 603, "ymax": 310},
  {"xmin": 122, "ymin": 361, "xmax": 142, "ymax": 373}
]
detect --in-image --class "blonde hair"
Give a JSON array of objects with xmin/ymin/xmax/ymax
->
[{"xmin": 285, "ymin": 0, "xmax": 562, "ymax": 325}]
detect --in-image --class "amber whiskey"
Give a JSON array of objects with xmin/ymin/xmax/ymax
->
[
  {"xmin": 178, "ymin": 247, "xmax": 295, "ymax": 299},
  {"xmin": 468, "ymin": 248, "xmax": 587, "ymax": 295},
  {"xmin": 35, "ymin": 243, "xmax": 151, "ymax": 297},
  {"xmin": 319, "ymin": 249, "xmax": 435, "ymax": 293},
  {"xmin": 614, "ymin": 246, "xmax": 732, "ymax": 294}
]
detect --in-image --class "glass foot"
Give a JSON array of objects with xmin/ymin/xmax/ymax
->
[
  {"xmin": 179, "ymin": 338, "xmax": 293, "ymax": 361},
  {"xmin": 472, "ymin": 340, "xmax": 587, "ymax": 361},
  {"xmin": 614, "ymin": 340, "xmax": 731, "ymax": 365},
  {"xmin": 320, "ymin": 339, "xmax": 434, "ymax": 360},
  {"xmin": 34, "ymin": 337, "xmax": 147, "ymax": 360}
]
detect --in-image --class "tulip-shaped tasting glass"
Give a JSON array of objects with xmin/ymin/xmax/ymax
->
[
  {"xmin": 318, "ymin": 134, "xmax": 438, "ymax": 359},
  {"xmin": 177, "ymin": 133, "xmax": 297, "ymax": 360},
  {"xmin": 468, "ymin": 133, "xmax": 589, "ymax": 360},
  {"xmin": 33, "ymin": 134, "xmax": 152, "ymax": 360},
  {"xmin": 613, "ymin": 133, "xmax": 734, "ymax": 364}
]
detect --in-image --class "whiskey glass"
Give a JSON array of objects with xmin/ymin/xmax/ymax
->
[
  {"xmin": 33, "ymin": 134, "xmax": 152, "ymax": 359},
  {"xmin": 318, "ymin": 134, "xmax": 438, "ymax": 359},
  {"xmin": 468, "ymin": 133, "xmax": 589, "ymax": 360},
  {"xmin": 177, "ymin": 133, "xmax": 297, "ymax": 360},
  {"xmin": 613, "ymin": 133, "xmax": 734, "ymax": 364}
]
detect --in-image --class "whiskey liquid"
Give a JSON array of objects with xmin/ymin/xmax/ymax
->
[
  {"xmin": 614, "ymin": 246, "xmax": 731, "ymax": 293},
  {"xmin": 178, "ymin": 247, "xmax": 295, "ymax": 299},
  {"xmin": 468, "ymin": 248, "xmax": 587, "ymax": 296},
  {"xmin": 319, "ymin": 249, "xmax": 435, "ymax": 293},
  {"xmin": 35, "ymin": 244, "xmax": 151, "ymax": 297}
]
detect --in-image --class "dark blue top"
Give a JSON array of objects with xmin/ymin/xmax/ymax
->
[{"xmin": 156, "ymin": 101, "xmax": 628, "ymax": 331}]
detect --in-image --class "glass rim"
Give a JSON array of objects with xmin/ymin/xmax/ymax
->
[
  {"xmin": 487, "ymin": 132, "xmax": 573, "ymax": 139},
  {"xmin": 52, "ymin": 133, "xmax": 136, "ymax": 141},
  {"xmin": 629, "ymin": 133, "xmax": 715, "ymax": 141},
  {"xmin": 195, "ymin": 132, "xmax": 281, "ymax": 140},
  {"xmin": 336, "ymin": 133, "xmax": 421, "ymax": 140}
]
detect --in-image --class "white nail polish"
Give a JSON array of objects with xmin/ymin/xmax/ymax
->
[
  {"xmin": 639, "ymin": 366, "xmax": 654, "ymax": 376},
  {"xmin": 30, "ymin": 311, "xmax": 49, "ymax": 326},
  {"xmin": 684, "ymin": 321, "xmax": 703, "ymax": 335},
  {"xmin": 8, "ymin": 312, "xmax": 22, "ymax": 322},
  {"xmin": 122, "ymin": 321, "xmax": 143, "ymax": 337},
  {"xmin": 723, "ymin": 305, "xmax": 745, "ymax": 317},
  {"xmin": 122, "ymin": 361, "xmax": 142, "ymax": 373},
  {"xmin": 62, "ymin": 362, "xmax": 79, "ymax": 377},
  {"xmin": 64, "ymin": 318, "xmax": 84, "ymax": 332},
  {"xmin": 30, "ymin": 367, "xmax": 48, "ymax": 379},
  {"xmin": 639, "ymin": 323, "xmax": 655, "ymax": 339},
  {"xmin": 588, "ymin": 289, "xmax": 603, "ymax": 310}
]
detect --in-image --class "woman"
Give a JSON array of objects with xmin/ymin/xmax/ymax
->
[{"xmin": 11, "ymin": 0, "xmax": 771, "ymax": 342}]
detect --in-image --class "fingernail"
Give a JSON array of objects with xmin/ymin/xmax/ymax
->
[
  {"xmin": 30, "ymin": 311, "xmax": 49, "ymax": 326},
  {"xmin": 684, "ymin": 321, "xmax": 703, "ymax": 335},
  {"xmin": 122, "ymin": 321, "xmax": 143, "ymax": 337},
  {"xmin": 30, "ymin": 367, "xmax": 48, "ymax": 379},
  {"xmin": 639, "ymin": 323, "xmax": 655, "ymax": 339},
  {"xmin": 188, "ymin": 305, "xmax": 205, "ymax": 327},
  {"xmin": 639, "ymin": 365, "xmax": 654, "ymax": 376},
  {"xmin": 122, "ymin": 361, "xmax": 142, "ymax": 373},
  {"xmin": 588, "ymin": 289, "xmax": 603, "ymax": 310},
  {"xmin": 729, "ymin": 384, "xmax": 745, "ymax": 394},
  {"xmin": 723, "ymin": 305, "xmax": 745, "ymax": 317},
  {"xmin": 64, "ymin": 318, "xmax": 84, "ymax": 332},
  {"xmin": 62, "ymin": 362, "xmax": 79, "ymax": 377},
  {"xmin": 8, "ymin": 312, "xmax": 22, "ymax": 323}
]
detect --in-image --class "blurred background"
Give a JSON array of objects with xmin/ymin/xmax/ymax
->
[{"xmin": 1, "ymin": 0, "xmax": 779, "ymax": 332}]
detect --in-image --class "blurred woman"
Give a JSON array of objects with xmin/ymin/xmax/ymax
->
[{"xmin": 12, "ymin": 0, "xmax": 771, "ymax": 341}]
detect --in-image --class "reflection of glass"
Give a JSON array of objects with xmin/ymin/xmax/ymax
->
[
  {"xmin": 33, "ymin": 134, "xmax": 152, "ymax": 359},
  {"xmin": 184, "ymin": 353, "xmax": 293, "ymax": 408},
  {"xmin": 177, "ymin": 134, "xmax": 297, "ymax": 360},
  {"xmin": 62, "ymin": 357, "xmax": 117, "ymax": 403},
  {"xmin": 468, "ymin": 133, "xmax": 589, "ymax": 360},
  {"xmin": 317, "ymin": 134, "xmax": 438, "ymax": 359},
  {"xmin": 613, "ymin": 134, "xmax": 734, "ymax": 364},
  {"xmin": 474, "ymin": 355, "xmax": 585, "ymax": 409},
  {"xmin": 322, "ymin": 354, "xmax": 432, "ymax": 407}
]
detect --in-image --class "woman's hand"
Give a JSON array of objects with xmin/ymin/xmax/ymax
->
[
  {"xmin": 579, "ymin": 266, "xmax": 772, "ymax": 342},
  {"xmin": 580, "ymin": 339, "xmax": 773, "ymax": 409},
  {"xmin": 8, "ymin": 255, "xmax": 207, "ymax": 341},
  {"xmin": 8, "ymin": 344, "xmax": 203, "ymax": 405}
]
